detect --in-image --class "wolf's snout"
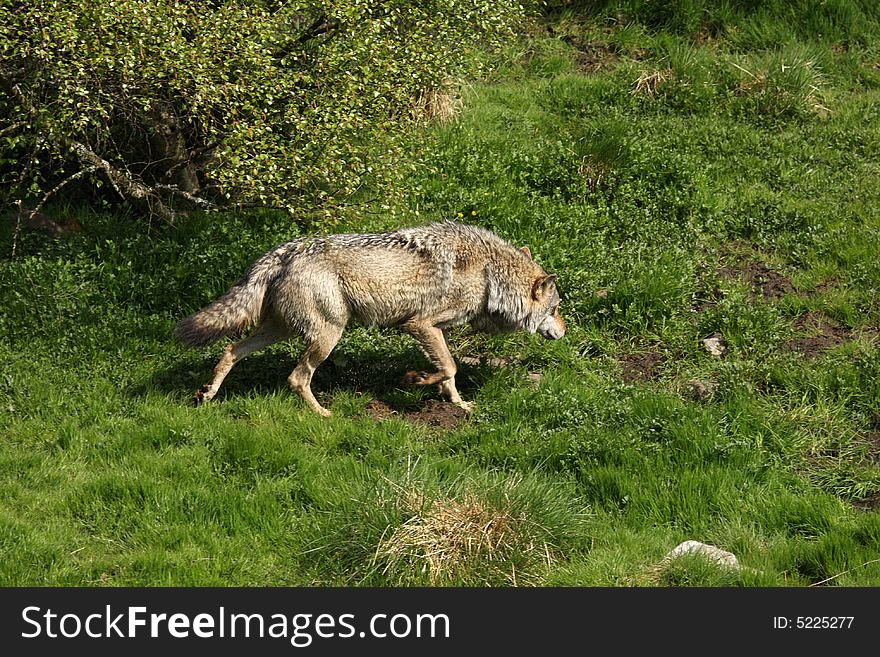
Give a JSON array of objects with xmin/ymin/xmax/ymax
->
[
  {"xmin": 538, "ymin": 310, "xmax": 566, "ymax": 340},
  {"xmin": 540, "ymin": 326, "xmax": 565, "ymax": 340}
]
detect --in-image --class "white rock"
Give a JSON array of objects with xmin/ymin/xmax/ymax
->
[
  {"xmin": 702, "ymin": 335, "xmax": 726, "ymax": 357},
  {"xmin": 664, "ymin": 540, "xmax": 740, "ymax": 569}
]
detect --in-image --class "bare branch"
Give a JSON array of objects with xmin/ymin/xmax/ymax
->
[
  {"xmin": 11, "ymin": 167, "xmax": 95, "ymax": 257},
  {"xmin": 36, "ymin": 167, "xmax": 97, "ymax": 214},
  {"xmin": 161, "ymin": 140, "xmax": 219, "ymax": 180},
  {"xmin": 189, "ymin": 141, "xmax": 221, "ymax": 161},
  {"xmin": 296, "ymin": 14, "xmax": 340, "ymax": 44},
  {"xmin": 9, "ymin": 84, "xmax": 180, "ymax": 223},
  {"xmin": 154, "ymin": 184, "xmax": 218, "ymax": 210},
  {"xmin": 11, "ymin": 199, "xmax": 23, "ymax": 259},
  {"xmin": 71, "ymin": 141, "xmax": 177, "ymax": 223},
  {"xmin": 0, "ymin": 121, "xmax": 26, "ymax": 138}
]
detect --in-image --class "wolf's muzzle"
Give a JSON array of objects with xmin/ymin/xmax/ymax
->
[{"xmin": 538, "ymin": 311, "xmax": 566, "ymax": 340}]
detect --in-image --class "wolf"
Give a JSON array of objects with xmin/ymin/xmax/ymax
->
[{"xmin": 175, "ymin": 221, "xmax": 565, "ymax": 416}]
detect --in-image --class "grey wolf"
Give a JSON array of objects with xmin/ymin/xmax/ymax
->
[{"xmin": 175, "ymin": 221, "xmax": 566, "ymax": 416}]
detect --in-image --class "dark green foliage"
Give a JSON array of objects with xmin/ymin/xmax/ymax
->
[{"xmin": 1, "ymin": 0, "xmax": 522, "ymax": 220}]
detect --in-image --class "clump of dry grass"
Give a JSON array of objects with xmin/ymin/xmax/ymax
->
[
  {"xmin": 631, "ymin": 68, "xmax": 673, "ymax": 96},
  {"xmin": 412, "ymin": 84, "xmax": 462, "ymax": 124},
  {"xmin": 372, "ymin": 483, "xmax": 556, "ymax": 586},
  {"xmin": 578, "ymin": 158, "xmax": 609, "ymax": 192}
]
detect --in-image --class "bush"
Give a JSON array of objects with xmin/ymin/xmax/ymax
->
[{"xmin": 0, "ymin": 0, "xmax": 522, "ymax": 223}]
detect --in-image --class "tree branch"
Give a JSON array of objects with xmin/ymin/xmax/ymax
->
[
  {"xmin": 71, "ymin": 141, "xmax": 177, "ymax": 223},
  {"xmin": 10, "ymin": 167, "xmax": 93, "ymax": 257},
  {"xmin": 154, "ymin": 184, "xmax": 218, "ymax": 210},
  {"xmin": 0, "ymin": 121, "xmax": 26, "ymax": 138},
  {"xmin": 33, "ymin": 166, "xmax": 97, "ymax": 215},
  {"xmin": 296, "ymin": 14, "xmax": 340, "ymax": 44}
]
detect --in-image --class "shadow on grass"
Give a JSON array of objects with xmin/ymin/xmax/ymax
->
[{"xmin": 141, "ymin": 342, "xmax": 488, "ymax": 418}]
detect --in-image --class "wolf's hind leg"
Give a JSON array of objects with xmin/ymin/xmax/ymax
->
[
  {"xmin": 401, "ymin": 323, "xmax": 472, "ymax": 412},
  {"xmin": 287, "ymin": 323, "xmax": 344, "ymax": 417},
  {"xmin": 194, "ymin": 318, "xmax": 289, "ymax": 405}
]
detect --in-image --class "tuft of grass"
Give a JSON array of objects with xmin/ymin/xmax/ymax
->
[
  {"xmin": 374, "ymin": 489, "xmax": 538, "ymax": 586},
  {"xmin": 301, "ymin": 465, "xmax": 592, "ymax": 587},
  {"xmin": 412, "ymin": 83, "xmax": 463, "ymax": 124}
]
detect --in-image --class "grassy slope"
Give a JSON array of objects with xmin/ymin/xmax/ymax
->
[{"xmin": 2, "ymin": 4, "xmax": 880, "ymax": 586}]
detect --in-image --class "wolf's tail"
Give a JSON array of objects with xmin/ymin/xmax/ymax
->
[{"xmin": 174, "ymin": 250, "xmax": 285, "ymax": 347}]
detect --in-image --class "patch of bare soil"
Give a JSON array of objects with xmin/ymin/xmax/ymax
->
[
  {"xmin": 560, "ymin": 35, "xmax": 619, "ymax": 73},
  {"xmin": 812, "ymin": 277, "xmax": 839, "ymax": 295},
  {"xmin": 717, "ymin": 260, "xmax": 795, "ymax": 300},
  {"xmin": 404, "ymin": 400, "xmax": 469, "ymax": 429},
  {"xmin": 786, "ymin": 312, "xmax": 852, "ymax": 357},
  {"xmin": 853, "ymin": 491, "xmax": 880, "ymax": 511},
  {"xmin": 365, "ymin": 399, "xmax": 468, "ymax": 430},
  {"xmin": 365, "ymin": 399, "xmax": 398, "ymax": 420},
  {"xmin": 620, "ymin": 350, "xmax": 664, "ymax": 383}
]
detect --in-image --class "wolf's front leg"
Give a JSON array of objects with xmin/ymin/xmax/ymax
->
[
  {"xmin": 437, "ymin": 378, "xmax": 474, "ymax": 413},
  {"xmin": 401, "ymin": 322, "xmax": 473, "ymax": 413}
]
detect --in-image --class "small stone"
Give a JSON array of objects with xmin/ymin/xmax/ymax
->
[
  {"xmin": 684, "ymin": 379, "xmax": 717, "ymax": 402},
  {"xmin": 702, "ymin": 334, "xmax": 726, "ymax": 357},
  {"xmin": 664, "ymin": 540, "xmax": 739, "ymax": 569}
]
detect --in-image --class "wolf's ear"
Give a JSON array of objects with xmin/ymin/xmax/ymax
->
[
  {"xmin": 532, "ymin": 274, "xmax": 557, "ymax": 300},
  {"xmin": 520, "ymin": 246, "xmax": 532, "ymax": 259}
]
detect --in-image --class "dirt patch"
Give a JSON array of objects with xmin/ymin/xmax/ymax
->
[
  {"xmin": 405, "ymin": 400, "xmax": 469, "ymax": 429},
  {"xmin": 717, "ymin": 261, "xmax": 795, "ymax": 300},
  {"xmin": 853, "ymin": 491, "xmax": 880, "ymax": 511},
  {"xmin": 812, "ymin": 277, "xmax": 839, "ymax": 295},
  {"xmin": 365, "ymin": 399, "xmax": 398, "ymax": 420},
  {"xmin": 620, "ymin": 351, "xmax": 664, "ymax": 383},
  {"xmin": 785, "ymin": 312, "xmax": 852, "ymax": 357},
  {"xmin": 560, "ymin": 36, "xmax": 619, "ymax": 73},
  {"xmin": 365, "ymin": 398, "xmax": 468, "ymax": 430}
]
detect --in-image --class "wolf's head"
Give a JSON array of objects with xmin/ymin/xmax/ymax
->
[
  {"xmin": 530, "ymin": 273, "xmax": 566, "ymax": 340},
  {"xmin": 478, "ymin": 243, "xmax": 567, "ymax": 338}
]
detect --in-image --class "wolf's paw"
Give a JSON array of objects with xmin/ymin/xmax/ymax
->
[
  {"xmin": 193, "ymin": 385, "xmax": 211, "ymax": 407},
  {"xmin": 455, "ymin": 400, "xmax": 475, "ymax": 414},
  {"xmin": 403, "ymin": 370, "xmax": 429, "ymax": 385}
]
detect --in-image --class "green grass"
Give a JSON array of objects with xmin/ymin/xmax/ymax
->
[{"xmin": 2, "ymin": 4, "xmax": 880, "ymax": 586}]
